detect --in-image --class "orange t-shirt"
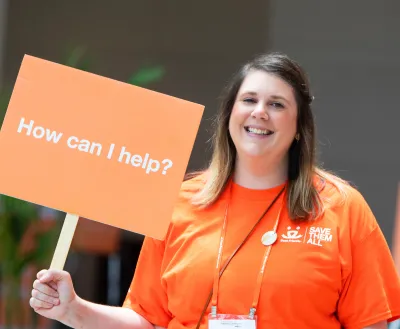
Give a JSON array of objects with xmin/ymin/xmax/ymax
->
[{"xmin": 123, "ymin": 174, "xmax": 400, "ymax": 329}]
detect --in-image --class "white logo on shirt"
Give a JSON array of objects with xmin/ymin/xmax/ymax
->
[
  {"xmin": 280, "ymin": 226, "xmax": 303, "ymax": 243},
  {"xmin": 306, "ymin": 227, "xmax": 333, "ymax": 246}
]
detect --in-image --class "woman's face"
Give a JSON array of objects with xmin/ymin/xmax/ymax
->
[{"xmin": 228, "ymin": 70, "xmax": 298, "ymax": 163}]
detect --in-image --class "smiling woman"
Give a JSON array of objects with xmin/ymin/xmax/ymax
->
[
  {"xmin": 191, "ymin": 54, "xmax": 334, "ymax": 222},
  {"xmin": 29, "ymin": 53, "xmax": 400, "ymax": 329},
  {"xmin": 229, "ymin": 70, "xmax": 298, "ymax": 182}
]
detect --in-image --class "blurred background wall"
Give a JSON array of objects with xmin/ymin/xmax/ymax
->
[{"xmin": 0, "ymin": 1, "xmax": 399, "ymax": 328}]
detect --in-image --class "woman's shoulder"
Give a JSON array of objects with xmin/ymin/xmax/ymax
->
[
  {"xmin": 163, "ymin": 171, "xmax": 216, "ymax": 242},
  {"xmin": 318, "ymin": 172, "xmax": 370, "ymax": 211},
  {"xmin": 317, "ymin": 170, "xmax": 379, "ymax": 242},
  {"xmin": 170, "ymin": 170, "xmax": 209, "ymax": 216}
]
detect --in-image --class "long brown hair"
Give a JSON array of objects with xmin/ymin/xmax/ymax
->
[{"xmin": 191, "ymin": 52, "xmax": 348, "ymax": 221}]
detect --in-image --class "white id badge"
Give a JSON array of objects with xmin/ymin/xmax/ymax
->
[{"xmin": 208, "ymin": 314, "xmax": 257, "ymax": 329}]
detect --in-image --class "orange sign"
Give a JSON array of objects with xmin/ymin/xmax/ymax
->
[{"xmin": 0, "ymin": 55, "xmax": 204, "ymax": 240}]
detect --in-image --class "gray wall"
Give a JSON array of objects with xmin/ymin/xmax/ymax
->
[
  {"xmin": 267, "ymin": 0, "xmax": 400, "ymax": 245},
  {"xmin": 0, "ymin": 0, "xmax": 8, "ymax": 88}
]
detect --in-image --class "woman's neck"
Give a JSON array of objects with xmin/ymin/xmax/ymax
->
[{"xmin": 233, "ymin": 155, "xmax": 288, "ymax": 190}]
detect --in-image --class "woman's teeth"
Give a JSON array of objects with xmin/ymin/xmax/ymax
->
[{"xmin": 246, "ymin": 127, "xmax": 272, "ymax": 135}]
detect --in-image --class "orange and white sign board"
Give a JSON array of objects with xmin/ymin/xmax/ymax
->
[{"xmin": 0, "ymin": 55, "xmax": 204, "ymax": 241}]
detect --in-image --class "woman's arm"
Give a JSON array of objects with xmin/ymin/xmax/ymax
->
[{"xmin": 63, "ymin": 296, "xmax": 158, "ymax": 329}]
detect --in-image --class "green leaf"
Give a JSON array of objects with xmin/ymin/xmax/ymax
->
[
  {"xmin": 62, "ymin": 46, "xmax": 93, "ymax": 72},
  {"xmin": 128, "ymin": 66, "xmax": 166, "ymax": 86}
]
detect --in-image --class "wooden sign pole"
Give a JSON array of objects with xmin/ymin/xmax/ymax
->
[{"xmin": 50, "ymin": 213, "xmax": 79, "ymax": 270}]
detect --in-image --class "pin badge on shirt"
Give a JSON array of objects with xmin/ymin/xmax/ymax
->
[{"xmin": 261, "ymin": 231, "xmax": 278, "ymax": 246}]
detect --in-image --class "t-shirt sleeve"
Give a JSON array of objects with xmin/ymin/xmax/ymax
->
[
  {"xmin": 337, "ymin": 200, "xmax": 400, "ymax": 329},
  {"xmin": 122, "ymin": 236, "xmax": 172, "ymax": 327}
]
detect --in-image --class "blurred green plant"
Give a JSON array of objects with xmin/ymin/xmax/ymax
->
[
  {"xmin": 0, "ymin": 46, "xmax": 165, "ymax": 328},
  {"xmin": 128, "ymin": 65, "xmax": 165, "ymax": 87},
  {"xmin": 0, "ymin": 197, "xmax": 61, "ymax": 328}
]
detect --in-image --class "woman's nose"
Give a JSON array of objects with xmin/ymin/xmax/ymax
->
[{"xmin": 251, "ymin": 103, "xmax": 269, "ymax": 120}]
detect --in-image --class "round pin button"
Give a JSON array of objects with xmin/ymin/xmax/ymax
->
[{"xmin": 261, "ymin": 231, "xmax": 278, "ymax": 246}]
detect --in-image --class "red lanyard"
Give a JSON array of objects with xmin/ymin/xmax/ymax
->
[{"xmin": 210, "ymin": 183, "xmax": 285, "ymax": 319}]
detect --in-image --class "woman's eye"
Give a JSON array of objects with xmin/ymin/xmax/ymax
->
[
  {"xmin": 270, "ymin": 102, "xmax": 284, "ymax": 109},
  {"xmin": 243, "ymin": 98, "xmax": 257, "ymax": 104}
]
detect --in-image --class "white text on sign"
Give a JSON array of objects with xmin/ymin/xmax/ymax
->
[{"xmin": 17, "ymin": 117, "xmax": 174, "ymax": 175}]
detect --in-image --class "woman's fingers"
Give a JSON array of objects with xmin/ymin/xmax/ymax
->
[
  {"xmin": 33, "ymin": 279, "xmax": 59, "ymax": 298},
  {"xmin": 30, "ymin": 296, "xmax": 56, "ymax": 309},
  {"xmin": 38, "ymin": 269, "xmax": 66, "ymax": 284},
  {"xmin": 48, "ymin": 281, "xmax": 58, "ymax": 291},
  {"xmin": 36, "ymin": 270, "xmax": 59, "ymax": 291},
  {"xmin": 31, "ymin": 288, "xmax": 60, "ymax": 306},
  {"xmin": 37, "ymin": 269, "xmax": 47, "ymax": 279}
]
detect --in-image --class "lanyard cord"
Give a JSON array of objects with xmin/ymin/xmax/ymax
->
[
  {"xmin": 195, "ymin": 184, "xmax": 286, "ymax": 329},
  {"xmin": 249, "ymin": 204, "xmax": 283, "ymax": 318}
]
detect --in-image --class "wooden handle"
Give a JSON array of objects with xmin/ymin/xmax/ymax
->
[{"xmin": 50, "ymin": 213, "xmax": 79, "ymax": 270}]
